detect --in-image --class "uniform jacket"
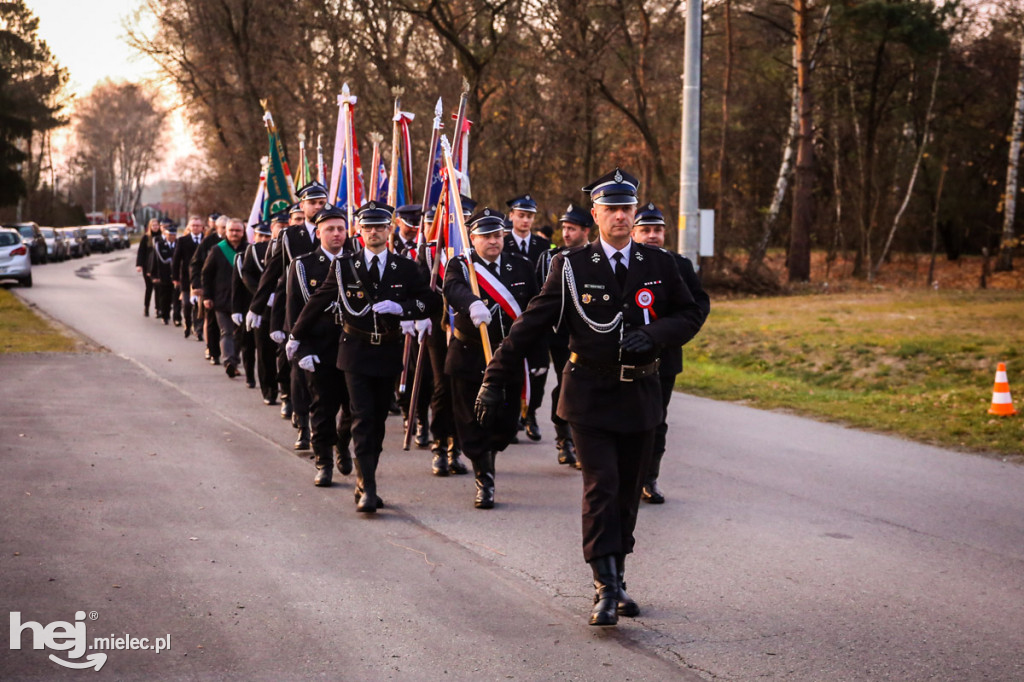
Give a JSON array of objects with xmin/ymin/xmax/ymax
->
[
  {"xmin": 202, "ymin": 239, "xmax": 246, "ymax": 313},
  {"xmin": 443, "ymin": 251, "xmax": 538, "ymax": 379},
  {"xmin": 190, "ymin": 232, "xmax": 222, "ymax": 292},
  {"xmin": 483, "ymin": 240, "xmax": 706, "ymax": 431},
  {"xmin": 291, "ymin": 248, "xmax": 439, "ymax": 377},
  {"xmin": 285, "ymin": 248, "xmax": 340, "ymax": 359},
  {"xmin": 173, "ymin": 231, "xmax": 203, "ymax": 287},
  {"xmin": 250, "ymin": 222, "xmax": 318, "ymax": 316},
  {"xmin": 660, "ymin": 251, "xmax": 710, "ymax": 376},
  {"xmin": 503, "ymin": 232, "xmax": 551, "ymax": 266},
  {"xmin": 231, "ymin": 243, "xmax": 260, "ymax": 317},
  {"xmin": 148, "ymin": 237, "xmax": 175, "ymax": 283}
]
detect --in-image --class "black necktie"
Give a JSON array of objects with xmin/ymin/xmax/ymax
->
[
  {"xmin": 368, "ymin": 255, "xmax": 380, "ymax": 287},
  {"xmin": 487, "ymin": 261, "xmax": 500, "ymax": 277},
  {"xmin": 612, "ymin": 252, "xmax": 627, "ymax": 289},
  {"xmin": 520, "ymin": 239, "xmax": 528, "ymax": 255}
]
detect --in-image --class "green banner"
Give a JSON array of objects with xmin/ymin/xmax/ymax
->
[{"xmin": 264, "ymin": 127, "xmax": 293, "ymax": 216}]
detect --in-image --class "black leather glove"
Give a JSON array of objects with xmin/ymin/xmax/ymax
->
[
  {"xmin": 474, "ymin": 383, "xmax": 504, "ymax": 428},
  {"xmin": 620, "ymin": 328, "xmax": 654, "ymax": 354}
]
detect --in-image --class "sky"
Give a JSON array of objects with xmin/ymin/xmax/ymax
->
[{"xmin": 31, "ymin": 0, "xmax": 196, "ymax": 181}]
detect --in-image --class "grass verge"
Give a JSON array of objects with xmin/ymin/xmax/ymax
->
[
  {"xmin": 0, "ymin": 288, "xmax": 79, "ymax": 353},
  {"xmin": 679, "ymin": 289, "xmax": 1024, "ymax": 460}
]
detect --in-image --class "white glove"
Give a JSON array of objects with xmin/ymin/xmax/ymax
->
[
  {"xmin": 415, "ymin": 317, "xmax": 432, "ymax": 342},
  {"xmin": 245, "ymin": 311, "xmax": 261, "ymax": 330},
  {"xmin": 298, "ymin": 354, "xmax": 319, "ymax": 372},
  {"xmin": 469, "ymin": 300, "xmax": 492, "ymax": 326},
  {"xmin": 190, "ymin": 295, "xmax": 198, "ymax": 305},
  {"xmin": 267, "ymin": 293, "xmax": 276, "ymax": 308},
  {"xmin": 270, "ymin": 330, "xmax": 286, "ymax": 344},
  {"xmin": 285, "ymin": 338, "xmax": 300, "ymax": 361},
  {"xmin": 400, "ymin": 320, "xmax": 416, "ymax": 335},
  {"xmin": 231, "ymin": 313, "xmax": 243, "ymax": 326},
  {"xmin": 372, "ymin": 300, "xmax": 403, "ymax": 316}
]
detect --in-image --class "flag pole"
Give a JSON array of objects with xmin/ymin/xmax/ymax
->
[
  {"xmin": 417, "ymin": 97, "xmax": 443, "ymax": 264},
  {"xmin": 297, "ymin": 131, "xmax": 307, "ymax": 187},
  {"xmin": 387, "ymin": 87, "xmax": 403, "ymax": 252},
  {"xmin": 316, "ymin": 135, "xmax": 326, "ymax": 185},
  {"xmin": 451, "ymin": 80, "xmax": 470, "ymax": 194},
  {"xmin": 368, "ymin": 132, "xmax": 383, "ymax": 202},
  {"xmin": 441, "ymin": 134, "xmax": 491, "ymax": 362}
]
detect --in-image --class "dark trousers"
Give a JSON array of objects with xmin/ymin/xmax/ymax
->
[
  {"xmin": 344, "ymin": 371, "xmax": 396, "ymax": 494},
  {"xmin": 450, "ymin": 375, "xmax": 520, "ymax": 462},
  {"xmin": 290, "ymin": 357, "xmax": 311, "ymax": 417},
  {"xmin": 204, "ymin": 305, "xmax": 221, "ymax": 359},
  {"xmin": 571, "ymin": 422, "xmax": 654, "ymax": 563},
  {"xmin": 308, "ymin": 363, "xmax": 352, "ymax": 453},
  {"xmin": 143, "ymin": 274, "xmax": 154, "ymax": 311},
  {"xmin": 214, "ymin": 311, "xmax": 239, "ymax": 367},
  {"xmin": 236, "ymin": 325, "xmax": 256, "ymax": 384},
  {"xmin": 526, "ymin": 344, "xmax": 550, "ymax": 415},
  {"xmin": 256, "ymin": 324, "xmax": 278, "ymax": 402},
  {"xmin": 171, "ymin": 284, "xmax": 182, "ymax": 323},
  {"xmin": 548, "ymin": 342, "xmax": 571, "ymax": 426},
  {"xmin": 426, "ymin": 323, "xmax": 454, "ymax": 442},
  {"xmin": 276, "ymin": 343, "xmax": 291, "ymax": 402},
  {"xmin": 648, "ymin": 373, "xmax": 678, "ymax": 483},
  {"xmin": 154, "ymin": 282, "xmax": 174, "ymax": 321},
  {"xmin": 181, "ymin": 291, "xmax": 197, "ymax": 334}
]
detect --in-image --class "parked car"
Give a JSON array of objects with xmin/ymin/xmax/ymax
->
[
  {"xmin": 0, "ymin": 228, "xmax": 32, "ymax": 287},
  {"xmin": 108, "ymin": 224, "xmax": 129, "ymax": 249},
  {"xmin": 5, "ymin": 222, "xmax": 46, "ymax": 264},
  {"xmin": 38, "ymin": 227, "xmax": 68, "ymax": 262},
  {"xmin": 59, "ymin": 227, "xmax": 84, "ymax": 258},
  {"xmin": 84, "ymin": 226, "xmax": 112, "ymax": 253}
]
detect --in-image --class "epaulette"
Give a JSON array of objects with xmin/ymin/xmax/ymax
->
[
  {"xmin": 507, "ymin": 251, "xmax": 532, "ymax": 264},
  {"xmin": 562, "ymin": 244, "xmax": 591, "ymax": 260}
]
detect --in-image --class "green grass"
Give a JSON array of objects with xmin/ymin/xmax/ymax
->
[
  {"xmin": 0, "ymin": 289, "xmax": 78, "ymax": 353},
  {"xmin": 679, "ymin": 289, "xmax": 1024, "ymax": 460}
]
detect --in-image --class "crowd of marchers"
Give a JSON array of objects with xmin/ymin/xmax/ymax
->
[{"xmin": 134, "ymin": 168, "xmax": 709, "ymax": 627}]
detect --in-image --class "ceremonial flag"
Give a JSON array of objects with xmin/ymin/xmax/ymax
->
[
  {"xmin": 328, "ymin": 85, "xmax": 365, "ymax": 217},
  {"xmin": 262, "ymin": 107, "xmax": 296, "ymax": 216},
  {"xmin": 247, "ymin": 156, "xmax": 268, "ymax": 242}
]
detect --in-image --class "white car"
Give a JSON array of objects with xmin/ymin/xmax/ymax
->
[{"xmin": 0, "ymin": 228, "xmax": 32, "ymax": 287}]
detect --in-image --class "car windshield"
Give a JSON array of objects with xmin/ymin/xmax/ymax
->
[
  {"xmin": 86, "ymin": 228, "xmax": 102, "ymax": 236},
  {"xmin": 40, "ymin": 228, "xmax": 55, "ymax": 237},
  {"xmin": 0, "ymin": 232, "xmax": 20, "ymax": 246},
  {"xmin": 16, "ymin": 226, "xmax": 33, "ymax": 237}
]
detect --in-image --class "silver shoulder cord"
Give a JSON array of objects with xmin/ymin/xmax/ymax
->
[
  {"xmin": 334, "ymin": 259, "xmax": 370, "ymax": 317},
  {"xmin": 296, "ymin": 259, "xmax": 312, "ymax": 302},
  {"xmin": 236, "ymin": 248, "xmax": 245, "ymax": 275},
  {"xmin": 562, "ymin": 256, "xmax": 621, "ymax": 334}
]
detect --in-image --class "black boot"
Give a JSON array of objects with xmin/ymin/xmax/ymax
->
[
  {"xmin": 615, "ymin": 554, "xmax": 640, "ymax": 617},
  {"xmin": 524, "ymin": 411, "xmax": 541, "ymax": 441},
  {"xmin": 280, "ymin": 397, "xmax": 292, "ymax": 420},
  {"xmin": 641, "ymin": 479, "xmax": 665, "ymax": 504},
  {"xmin": 589, "ymin": 555, "xmax": 619, "ymax": 626},
  {"xmin": 335, "ymin": 442, "xmax": 353, "ymax": 476},
  {"xmin": 352, "ymin": 452, "xmax": 382, "ymax": 513},
  {"xmin": 293, "ymin": 414, "xmax": 311, "ymax": 451},
  {"xmin": 555, "ymin": 422, "xmax": 577, "ymax": 467},
  {"xmin": 472, "ymin": 452, "xmax": 495, "ymax": 509},
  {"xmin": 447, "ymin": 437, "xmax": 469, "ymax": 475},
  {"xmin": 313, "ymin": 444, "xmax": 333, "ymax": 487},
  {"xmin": 430, "ymin": 440, "xmax": 449, "ymax": 476},
  {"xmin": 415, "ymin": 417, "xmax": 430, "ymax": 448}
]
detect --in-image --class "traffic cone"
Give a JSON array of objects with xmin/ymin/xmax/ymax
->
[{"xmin": 987, "ymin": 363, "xmax": 1017, "ymax": 416}]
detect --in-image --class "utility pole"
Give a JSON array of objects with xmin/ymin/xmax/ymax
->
[
  {"xmin": 91, "ymin": 167, "xmax": 97, "ymax": 217},
  {"xmin": 679, "ymin": 0, "xmax": 702, "ymax": 266}
]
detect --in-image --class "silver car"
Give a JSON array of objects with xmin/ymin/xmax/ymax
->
[
  {"xmin": 0, "ymin": 228, "xmax": 32, "ymax": 287},
  {"xmin": 39, "ymin": 227, "xmax": 68, "ymax": 261}
]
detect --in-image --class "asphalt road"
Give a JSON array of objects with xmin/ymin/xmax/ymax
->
[{"xmin": 2, "ymin": 252, "xmax": 1023, "ymax": 680}]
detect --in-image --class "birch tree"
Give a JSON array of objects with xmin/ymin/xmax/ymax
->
[{"xmin": 995, "ymin": 33, "xmax": 1024, "ymax": 272}]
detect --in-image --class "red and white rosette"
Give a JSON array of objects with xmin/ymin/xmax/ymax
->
[{"xmin": 635, "ymin": 288, "xmax": 657, "ymax": 324}]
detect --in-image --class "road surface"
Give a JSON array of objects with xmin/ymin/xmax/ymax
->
[{"xmin": 2, "ymin": 252, "xmax": 1023, "ymax": 680}]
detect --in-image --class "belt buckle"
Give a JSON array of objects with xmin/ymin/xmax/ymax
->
[
  {"xmin": 619, "ymin": 364, "xmax": 635, "ymax": 382},
  {"xmin": 370, "ymin": 332, "xmax": 382, "ymax": 345}
]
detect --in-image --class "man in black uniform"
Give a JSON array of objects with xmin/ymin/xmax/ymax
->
[
  {"xmin": 202, "ymin": 217, "xmax": 248, "ymax": 379},
  {"xmin": 232, "ymin": 221, "xmax": 273, "ymax": 389},
  {"xmin": 631, "ymin": 203, "xmax": 710, "ymax": 504},
  {"xmin": 248, "ymin": 184, "xmax": 325, "ymax": 440},
  {"xmin": 291, "ymin": 201, "xmax": 438, "ymax": 513},
  {"xmin": 476, "ymin": 169, "xmax": 707, "ymax": 626},
  {"xmin": 283, "ymin": 205, "xmax": 353, "ymax": 486},
  {"xmin": 444, "ymin": 208, "xmax": 537, "ymax": 509},
  {"xmin": 149, "ymin": 221, "xmax": 178, "ymax": 325},
  {"xmin": 236, "ymin": 217, "xmax": 281, "ymax": 404},
  {"xmin": 174, "ymin": 215, "xmax": 205, "ymax": 340},
  {"xmin": 135, "ymin": 219, "xmax": 162, "ymax": 317},
  {"xmin": 536, "ymin": 203, "xmax": 594, "ymax": 468},
  {"xmin": 393, "ymin": 204, "xmax": 432, "ymax": 449},
  {"xmin": 503, "ymin": 194, "xmax": 550, "ymax": 442}
]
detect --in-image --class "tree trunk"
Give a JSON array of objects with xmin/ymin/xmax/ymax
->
[
  {"xmin": 995, "ymin": 34, "xmax": 1024, "ymax": 272},
  {"xmin": 788, "ymin": 0, "xmax": 814, "ymax": 282},
  {"xmin": 716, "ymin": 0, "xmax": 733, "ymax": 229}
]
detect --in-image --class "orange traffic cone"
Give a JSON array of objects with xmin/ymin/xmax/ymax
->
[{"xmin": 987, "ymin": 363, "xmax": 1017, "ymax": 416}]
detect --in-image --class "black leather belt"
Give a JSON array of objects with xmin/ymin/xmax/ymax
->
[
  {"xmin": 568, "ymin": 352, "xmax": 659, "ymax": 382},
  {"xmin": 343, "ymin": 323, "xmax": 399, "ymax": 345}
]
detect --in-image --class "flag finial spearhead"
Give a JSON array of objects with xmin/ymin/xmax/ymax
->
[{"xmin": 433, "ymin": 97, "xmax": 443, "ymax": 129}]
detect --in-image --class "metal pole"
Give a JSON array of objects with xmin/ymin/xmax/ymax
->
[
  {"xmin": 91, "ymin": 167, "xmax": 97, "ymax": 216},
  {"xmin": 678, "ymin": 0, "xmax": 702, "ymax": 265}
]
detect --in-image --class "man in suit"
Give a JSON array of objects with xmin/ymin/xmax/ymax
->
[
  {"xmin": 444, "ymin": 208, "xmax": 538, "ymax": 509},
  {"xmin": 174, "ymin": 215, "xmax": 205, "ymax": 340},
  {"xmin": 202, "ymin": 217, "xmax": 248, "ymax": 379},
  {"xmin": 192, "ymin": 215, "xmax": 227, "ymax": 364},
  {"xmin": 631, "ymin": 203, "xmax": 710, "ymax": 504},
  {"xmin": 476, "ymin": 168, "xmax": 707, "ymax": 626},
  {"xmin": 503, "ymin": 194, "xmax": 551, "ymax": 442},
  {"xmin": 291, "ymin": 201, "xmax": 438, "ymax": 513},
  {"xmin": 536, "ymin": 203, "xmax": 594, "ymax": 468}
]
